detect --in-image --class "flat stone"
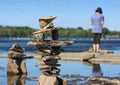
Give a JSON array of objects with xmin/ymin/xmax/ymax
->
[
  {"xmin": 40, "ymin": 65, "xmax": 51, "ymax": 69},
  {"xmin": 27, "ymin": 40, "xmax": 73, "ymax": 47},
  {"xmin": 37, "ymin": 74, "xmax": 59, "ymax": 85},
  {"xmin": 39, "ymin": 62, "xmax": 61, "ymax": 67},
  {"xmin": 8, "ymin": 51, "xmax": 25, "ymax": 58},
  {"xmin": 36, "ymin": 51, "xmax": 50, "ymax": 56},
  {"xmin": 52, "ymin": 68, "xmax": 60, "ymax": 74},
  {"xmin": 39, "ymin": 16, "xmax": 57, "ymax": 20},
  {"xmin": 41, "ymin": 55, "xmax": 61, "ymax": 61},
  {"xmin": 40, "ymin": 68, "xmax": 51, "ymax": 72},
  {"xmin": 37, "ymin": 60, "xmax": 58, "ymax": 65}
]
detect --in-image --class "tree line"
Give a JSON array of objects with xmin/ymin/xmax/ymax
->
[
  {"xmin": 0, "ymin": 25, "xmax": 35, "ymax": 37},
  {"xmin": 0, "ymin": 25, "xmax": 120, "ymax": 37}
]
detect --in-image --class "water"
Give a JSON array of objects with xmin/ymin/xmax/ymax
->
[{"xmin": 0, "ymin": 37, "xmax": 120, "ymax": 85}]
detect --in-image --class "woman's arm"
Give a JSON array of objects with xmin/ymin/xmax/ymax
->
[{"xmin": 90, "ymin": 21, "xmax": 93, "ymax": 25}]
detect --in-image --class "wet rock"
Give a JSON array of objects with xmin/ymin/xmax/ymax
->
[
  {"xmin": 88, "ymin": 47, "xmax": 113, "ymax": 54},
  {"xmin": 7, "ymin": 43, "xmax": 27, "ymax": 74},
  {"xmin": 7, "ymin": 58, "xmax": 27, "ymax": 74},
  {"xmin": 62, "ymin": 74, "xmax": 120, "ymax": 85},
  {"xmin": 37, "ymin": 60, "xmax": 58, "ymax": 65},
  {"xmin": 88, "ymin": 77, "xmax": 120, "ymax": 85},
  {"xmin": 10, "ymin": 43, "xmax": 24, "ymax": 53},
  {"xmin": 37, "ymin": 74, "xmax": 66, "ymax": 85},
  {"xmin": 83, "ymin": 53, "xmax": 95, "ymax": 61},
  {"xmin": 39, "ymin": 16, "xmax": 56, "ymax": 28},
  {"xmin": 41, "ymin": 55, "xmax": 61, "ymax": 61},
  {"xmin": 8, "ymin": 51, "xmax": 25, "ymax": 59},
  {"xmin": 37, "ymin": 74, "xmax": 59, "ymax": 85},
  {"xmin": 99, "ymin": 49, "xmax": 113, "ymax": 54},
  {"xmin": 8, "ymin": 43, "xmax": 26, "ymax": 59}
]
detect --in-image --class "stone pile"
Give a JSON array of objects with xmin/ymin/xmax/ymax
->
[
  {"xmin": 8, "ymin": 43, "xmax": 25, "ymax": 59},
  {"xmin": 7, "ymin": 43, "xmax": 27, "ymax": 74},
  {"xmin": 34, "ymin": 16, "xmax": 61, "ymax": 76},
  {"xmin": 27, "ymin": 16, "xmax": 73, "ymax": 85},
  {"xmin": 39, "ymin": 55, "xmax": 61, "ymax": 76},
  {"xmin": 33, "ymin": 16, "xmax": 57, "ymax": 42}
]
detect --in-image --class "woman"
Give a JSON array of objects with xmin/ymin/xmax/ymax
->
[{"xmin": 90, "ymin": 7, "xmax": 104, "ymax": 53}]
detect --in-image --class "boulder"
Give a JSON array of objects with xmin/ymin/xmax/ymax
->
[{"xmin": 37, "ymin": 74, "xmax": 66, "ymax": 85}]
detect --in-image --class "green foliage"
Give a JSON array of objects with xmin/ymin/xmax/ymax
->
[
  {"xmin": 0, "ymin": 26, "xmax": 36, "ymax": 37},
  {"xmin": 57, "ymin": 27, "xmax": 92, "ymax": 37}
]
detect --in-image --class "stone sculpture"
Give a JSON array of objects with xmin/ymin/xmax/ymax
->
[
  {"xmin": 28, "ymin": 16, "xmax": 73, "ymax": 85},
  {"xmin": 7, "ymin": 43, "xmax": 27, "ymax": 74}
]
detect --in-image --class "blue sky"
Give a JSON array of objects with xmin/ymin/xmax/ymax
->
[{"xmin": 0, "ymin": 0, "xmax": 120, "ymax": 31}]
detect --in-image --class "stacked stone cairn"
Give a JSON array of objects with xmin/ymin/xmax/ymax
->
[
  {"xmin": 27, "ymin": 16, "xmax": 73, "ymax": 85},
  {"xmin": 7, "ymin": 43, "xmax": 27, "ymax": 74}
]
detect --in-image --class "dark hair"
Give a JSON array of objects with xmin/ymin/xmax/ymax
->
[{"xmin": 95, "ymin": 7, "xmax": 103, "ymax": 14}]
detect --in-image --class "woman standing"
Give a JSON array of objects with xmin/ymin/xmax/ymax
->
[{"xmin": 90, "ymin": 7, "xmax": 104, "ymax": 53}]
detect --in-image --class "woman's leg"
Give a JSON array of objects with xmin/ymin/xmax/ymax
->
[
  {"xmin": 96, "ymin": 33, "xmax": 102, "ymax": 52},
  {"xmin": 93, "ymin": 33, "xmax": 97, "ymax": 52},
  {"xmin": 93, "ymin": 44, "xmax": 96, "ymax": 52},
  {"xmin": 96, "ymin": 44, "xmax": 99, "ymax": 52}
]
